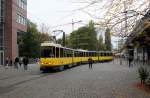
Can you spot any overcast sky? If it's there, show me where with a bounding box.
[27,0,94,34]
[27,0,124,48]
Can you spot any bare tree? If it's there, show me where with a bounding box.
[39,23,51,34]
[71,0,150,37]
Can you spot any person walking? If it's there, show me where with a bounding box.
[5,57,9,69]
[88,57,93,69]
[14,57,19,69]
[23,57,29,70]
[19,58,22,67]
[128,55,133,67]
[10,60,13,67]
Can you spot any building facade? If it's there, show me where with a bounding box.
[124,10,150,64]
[0,0,27,65]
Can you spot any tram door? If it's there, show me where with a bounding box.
[0,51,4,65]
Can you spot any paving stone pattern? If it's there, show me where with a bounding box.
[0,60,150,98]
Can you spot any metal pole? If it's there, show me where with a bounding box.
[62,31,65,47]
[72,19,74,31]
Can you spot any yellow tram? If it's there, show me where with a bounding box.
[40,42,113,71]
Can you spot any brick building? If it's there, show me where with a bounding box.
[0,0,27,65]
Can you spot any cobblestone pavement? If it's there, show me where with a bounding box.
[0,60,150,98]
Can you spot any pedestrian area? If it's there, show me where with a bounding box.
[0,60,150,98]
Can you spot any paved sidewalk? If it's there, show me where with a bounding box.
[0,60,150,98]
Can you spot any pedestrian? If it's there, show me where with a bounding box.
[23,57,29,70]
[5,57,9,69]
[14,57,19,69]
[10,59,13,67]
[128,55,133,67]
[88,57,93,69]
[19,58,22,67]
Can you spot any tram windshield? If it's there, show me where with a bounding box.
[41,46,55,57]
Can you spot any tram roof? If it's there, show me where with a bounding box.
[41,42,61,47]
[41,42,112,53]
[41,42,75,51]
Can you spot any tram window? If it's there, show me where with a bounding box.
[64,49,69,57]
[75,52,77,57]
[85,52,88,57]
[110,53,113,56]
[77,52,79,57]
[60,48,64,57]
[79,52,83,57]
[53,47,55,57]
[104,53,106,56]
[92,52,95,57]
[70,50,73,57]
[107,53,109,56]
[74,52,76,57]
[56,47,59,58]
[89,52,92,57]
[102,53,104,56]
[66,50,69,57]
[66,50,72,57]
[106,53,108,56]
[85,52,87,57]
[99,53,101,56]
[109,53,111,56]
[64,49,67,57]
[81,52,83,57]
[103,53,105,56]
[100,53,102,56]
[76,52,78,57]
[91,52,93,56]
[79,52,81,57]
[41,46,55,57]
[76,52,79,57]
[90,52,92,56]
[92,52,94,56]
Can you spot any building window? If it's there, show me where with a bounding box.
[17,0,27,10]
[0,0,4,51]
[16,13,27,25]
